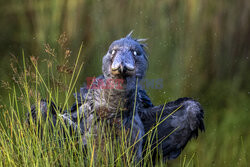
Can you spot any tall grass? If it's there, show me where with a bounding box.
[0,47,137,166]
[1,43,249,167]
[1,45,248,167]
[0,46,173,166]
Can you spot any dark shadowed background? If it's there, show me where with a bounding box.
[0,0,249,166]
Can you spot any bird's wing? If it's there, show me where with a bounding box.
[139,89,154,108]
[27,99,58,125]
[140,97,205,160]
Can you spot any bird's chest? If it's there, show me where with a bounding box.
[92,88,127,119]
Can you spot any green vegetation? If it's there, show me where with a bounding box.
[0,50,186,167]
[0,0,249,166]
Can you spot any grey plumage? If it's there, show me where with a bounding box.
[27,32,205,163]
[140,97,204,160]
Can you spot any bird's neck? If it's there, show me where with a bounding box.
[102,76,139,114]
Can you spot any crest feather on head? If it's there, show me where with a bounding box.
[125,30,148,49]
[126,30,134,38]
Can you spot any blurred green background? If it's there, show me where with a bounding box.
[0,0,249,166]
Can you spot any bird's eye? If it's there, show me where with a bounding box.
[133,51,137,56]
[111,50,116,55]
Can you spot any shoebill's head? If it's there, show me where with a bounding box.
[102,32,148,81]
